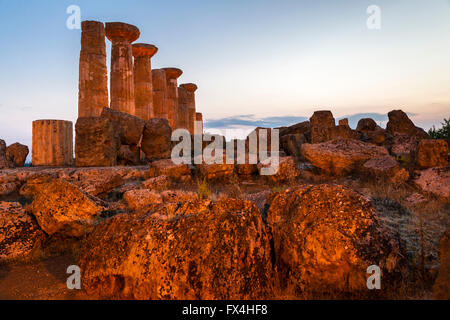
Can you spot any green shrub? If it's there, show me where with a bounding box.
[428,118,450,139]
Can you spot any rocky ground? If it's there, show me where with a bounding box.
[0,109,449,300]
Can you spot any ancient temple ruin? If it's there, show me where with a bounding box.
[32,20,204,167]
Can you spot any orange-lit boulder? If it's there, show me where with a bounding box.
[30,179,109,237]
[141,118,172,160]
[0,202,44,262]
[123,189,162,211]
[142,175,170,191]
[148,159,191,182]
[414,166,449,199]
[416,139,448,169]
[0,139,14,169]
[257,156,300,183]
[386,110,429,139]
[79,198,273,299]
[267,184,406,298]
[301,139,389,176]
[362,155,409,185]
[6,143,29,167]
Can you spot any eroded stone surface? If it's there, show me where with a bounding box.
[141,119,172,160]
[267,184,406,297]
[30,179,109,237]
[6,143,29,167]
[433,229,450,300]
[79,198,273,299]
[75,117,119,167]
[386,110,429,139]
[301,139,389,176]
[0,202,43,262]
[416,139,448,169]
[362,155,409,185]
[414,167,450,199]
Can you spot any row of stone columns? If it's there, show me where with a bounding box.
[32,20,204,166]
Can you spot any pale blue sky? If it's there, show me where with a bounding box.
[0,0,449,148]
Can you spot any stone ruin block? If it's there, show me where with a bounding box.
[75,117,119,167]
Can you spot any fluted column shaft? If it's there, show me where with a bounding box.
[78,21,108,117]
[106,22,140,115]
[152,69,168,120]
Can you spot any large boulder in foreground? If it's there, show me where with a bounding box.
[416,139,448,169]
[6,143,29,167]
[433,229,450,300]
[79,199,272,299]
[267,184,406,298]
[309,111,335,143]
[414,167,450,199]
[301,139,389,176]
[141,118,172,160]
[386,110,429,139]
[0,202,44,262]
[75,117,119,167]
[30,179,109,237]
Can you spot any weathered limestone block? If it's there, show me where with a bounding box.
[148,159,191,182]
[118,145,140,166]
[279,121,311,139]
[32,120,73,167]
[301,139,389,176]
[75,117,118,167]
[267,185,406,298]
[142,175,170,191]
[141,119,172,160]
[30,179,108,237]
[151,69,168,119]
[362,155,409,185]
[162,68,183,129]
[100,107,146,146]
[106,22,140,115]
[195,112,203,135]
[180,83,198,134]
[133,43,158,120]
[356,118,377,133]
[71,168,123,196]
[78,21,109,117]
[0,139,14,169]
[416,139,448,169]
[176,85,189,130]
[0,202,44,262]
[386,110,429,139]
[338,118,349,126]
[6,143,29,167]
[309,110,335,143]
[257,156,300,183]
[79,198,272,299]
[280,133,307,162]
[414,166,450,199]
[123,189,162,211]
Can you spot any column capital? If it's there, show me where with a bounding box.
[105,22,140,42]
[180,83,198,93]
[132,43,158,58]
[162,67,183,79]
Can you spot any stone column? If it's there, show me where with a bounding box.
[180,83,198,134]
[32,120,73,166]
[78,21,109,117]
[177,86,188,130]
[162,68,183,130]
[195,112,203,135]
[105,22,140,115]
[132,43,158,120]
[152,69,168,120]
